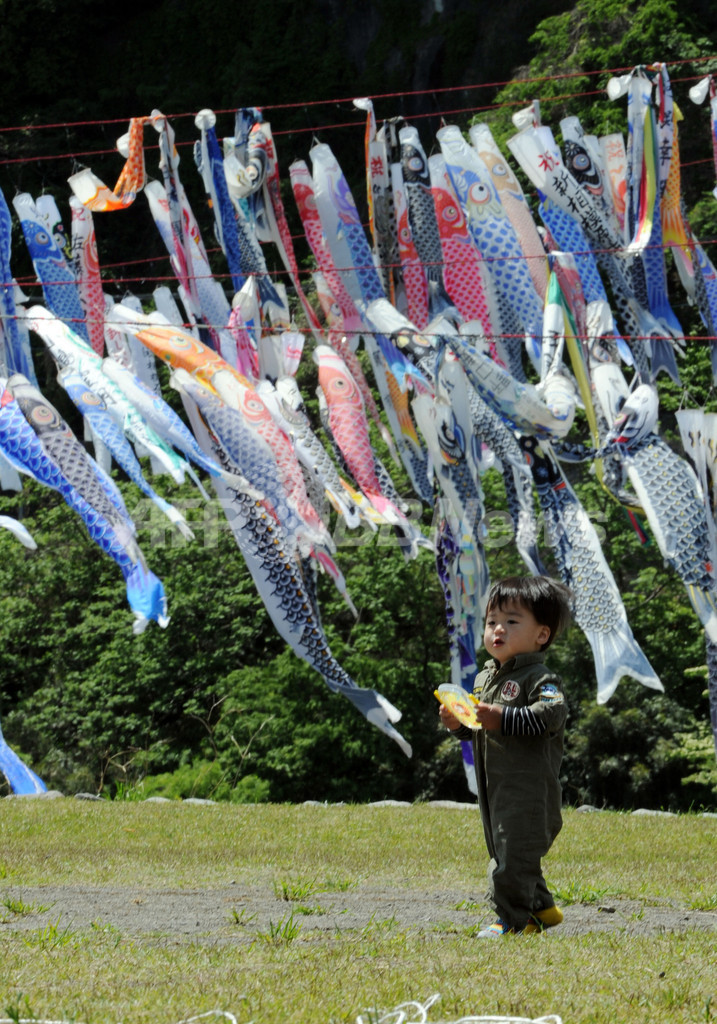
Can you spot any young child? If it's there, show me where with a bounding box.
[440,575,572,937]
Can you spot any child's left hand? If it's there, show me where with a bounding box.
[474,702,503,731]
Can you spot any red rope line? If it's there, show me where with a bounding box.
[2,52,717,136]
[0,83,711,169]
[8,306,717,347]
[8,229,717,293]
[1,64,715,346]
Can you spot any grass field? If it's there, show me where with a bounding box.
[0,800,716,1023]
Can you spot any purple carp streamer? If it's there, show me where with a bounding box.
[5,59,717,791]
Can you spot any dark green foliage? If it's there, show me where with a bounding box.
[486,0,717,127]
[561,692,715,810]
[477,0,717,216]
[0,474,275,792]
[135,759,271,803]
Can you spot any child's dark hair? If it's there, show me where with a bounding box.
[486,576,573,650]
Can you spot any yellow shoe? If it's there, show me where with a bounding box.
[524,906,563,933]
[537,906,564,927]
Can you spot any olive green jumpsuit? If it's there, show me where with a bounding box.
[455,651,566,931]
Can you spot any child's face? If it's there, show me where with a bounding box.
[483,601,551,665]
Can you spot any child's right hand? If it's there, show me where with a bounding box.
[439,703,462,731]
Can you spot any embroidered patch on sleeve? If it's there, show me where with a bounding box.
[539,683,563,704]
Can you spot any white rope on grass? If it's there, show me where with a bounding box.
[355,995,562,1024]
[0,998,562,1024]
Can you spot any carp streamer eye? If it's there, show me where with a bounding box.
[329,376,350,394]
[30,404,58,427]
[569,151,591,173]
[469,182,491,205]
[245,396,267,416]
[168,333,192,349]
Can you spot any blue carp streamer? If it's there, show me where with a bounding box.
[4,61,717,789]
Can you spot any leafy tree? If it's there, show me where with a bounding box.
[485,0,717,140]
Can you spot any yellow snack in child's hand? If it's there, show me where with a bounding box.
[434,684,482,729]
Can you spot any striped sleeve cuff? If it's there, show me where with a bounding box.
[501,706,547,736]
[447,724,474,742]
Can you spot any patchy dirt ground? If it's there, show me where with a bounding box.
[3,883,716,944]
[3,798,716,944]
